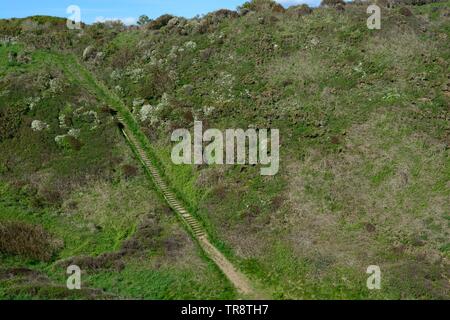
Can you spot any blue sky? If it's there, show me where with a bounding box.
[0,0,320,25]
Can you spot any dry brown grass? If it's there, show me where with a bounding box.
[0,221,63,261]
[283,107,449,296]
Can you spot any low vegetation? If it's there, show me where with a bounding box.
[0,0,449,299]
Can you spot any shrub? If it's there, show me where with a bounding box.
[320,0,346,6]
[110,46,135,69]
[0,221,62,261]
[211,9,239,20]
[138,66,172,100]
[0,106,23,142]
[122,164,138,179]
[200,48,215,61]
[66,135,83,151]
[399,6,414,16]
[146,14,174,30]
[239,0,286,13]
[287,4,313,17]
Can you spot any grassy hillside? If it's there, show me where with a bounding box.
[0,46,234,299]
[0,0,449,299]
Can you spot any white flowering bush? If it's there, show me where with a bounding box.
[168,70,178,82]
[47,78,62,95]
[31,120,49,132]
[211,72,235,105]
[114,85,124,95]
[167,17,180,28]
[139,104,154,122]
[110,70,122,81]
[126,67,144,83]
[184,41,197,50]
[142,50,153,62]
[133,98,145,107]
[83,110,100,130]
[54,135,68,147]
[68,128,80,138]
[82,45,96,61]
[158,93,170,109]
[58,114,67,129]
[139,93,171,124]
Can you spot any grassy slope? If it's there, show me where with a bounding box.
[81,2,449,299]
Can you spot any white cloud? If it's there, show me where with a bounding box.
[95,16,137,26]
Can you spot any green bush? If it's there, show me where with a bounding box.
[146,14,174,30]
[239,0,286,13]
[320,0,346,6]
[0,106,23,142]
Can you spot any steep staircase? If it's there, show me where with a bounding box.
[116,114,255,297]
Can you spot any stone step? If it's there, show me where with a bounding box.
[189,223,202,229]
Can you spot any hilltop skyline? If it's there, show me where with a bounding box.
[0,0,320,25]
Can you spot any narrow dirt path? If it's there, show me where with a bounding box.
[54,53,259,297]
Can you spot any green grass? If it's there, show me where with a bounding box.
[1,1,449,299]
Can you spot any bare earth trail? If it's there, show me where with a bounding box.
[52,52,260,298]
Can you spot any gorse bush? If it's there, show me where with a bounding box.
[0,221,62,261]
[210,9,239,20]
[0,107,23,142]
[201,9,240,29]
[239,0,286,13]
[146,14,174,30]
